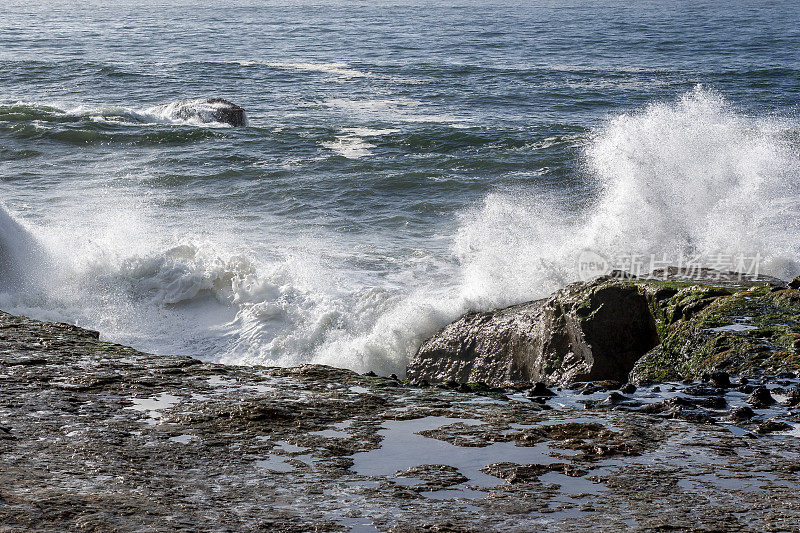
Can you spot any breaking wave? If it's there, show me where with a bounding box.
[1,88,798,375]
[456,86,800,309]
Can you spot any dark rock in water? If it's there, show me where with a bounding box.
[696,396,727,410]
[739,384,755,394]
[709,371,731,388]
[785,387,800,407]
[602,391,628,405]
[407,277,659,387]
[528,396,550,405]
[667,396,699,408]
[528,382,556,397]
[747,386,776,408]
[669,408,715,424]
[395,464,468,490]
[756,419,792,434]
[620,383,637,394]
[652,386,661,393]
[684,385,721,397]
[648,395,722,415]
[790,276,800,290]
[728,406,756,421]
[166,98,247,126]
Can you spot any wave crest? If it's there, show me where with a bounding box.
[455,86,800,311]
[1,88,798,375]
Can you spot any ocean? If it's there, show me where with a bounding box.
[1,0,798,375]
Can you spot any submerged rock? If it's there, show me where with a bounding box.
[528,382,556,397]
[786,387,800,407]
[158,97,247,126]
[747,386,777,408]
[728,406,756,421]
[756,419,792,434]
[602,391,630,405]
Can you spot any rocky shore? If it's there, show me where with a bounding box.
[2,268,800,531]
[409,268,800,387]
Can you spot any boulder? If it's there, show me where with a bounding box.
[407,277,659,387]
[747,386,776,408]
[407,268,800,388]
[790,277,800,290]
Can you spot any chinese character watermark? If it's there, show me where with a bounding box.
[576,250,762,282]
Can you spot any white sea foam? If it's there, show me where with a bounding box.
[325,98,469,125]
[6,100,240,127]
[321,135,375,159]
[320,127,397,158]
[1,88,798,375]
[245,61,374,79]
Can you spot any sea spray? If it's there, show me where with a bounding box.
[1,88,798,375]
[455,87,800,310]
[0,204,51,294]
[583,86,800,278]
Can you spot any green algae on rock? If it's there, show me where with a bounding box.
[631,282,800,382]
[408,268,800,386]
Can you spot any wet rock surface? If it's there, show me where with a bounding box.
[3,310,800,531]
[408,274,660,387]
[164,97,247,126]
[409,268,800,387]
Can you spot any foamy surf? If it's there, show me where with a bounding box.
[1,88,798,376]
[0,100,243,128]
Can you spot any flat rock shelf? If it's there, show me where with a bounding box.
[2,309,800,532]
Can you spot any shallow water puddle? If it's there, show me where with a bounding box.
[256,440,313,472]
[255,455,297,472]
[125,392,181,425]
[709,323,758,333]
[170,434,199,444]
[351,416,565,490]
[336,517,381,533]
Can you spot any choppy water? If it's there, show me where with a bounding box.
[1,0,799,374]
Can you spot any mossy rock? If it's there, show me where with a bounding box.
[631,283,800,382]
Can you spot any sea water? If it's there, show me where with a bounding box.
[1,0,798,375]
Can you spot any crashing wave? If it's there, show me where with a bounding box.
[1,87,798,376]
